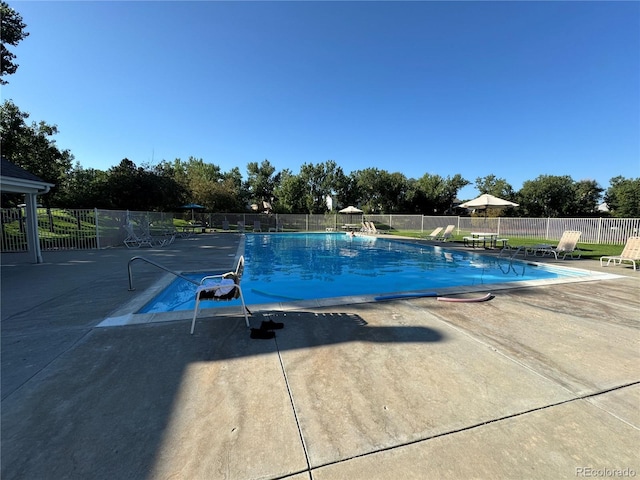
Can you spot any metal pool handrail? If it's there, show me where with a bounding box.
[127,256,200,291]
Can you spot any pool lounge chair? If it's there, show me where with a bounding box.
[424,227,443,240]
[600,236,640,271]
[190,256,250,334]
[435,224,455,242]
[528,230,582,260]
[366,221,378,234]
[123,223,167,248]
[253,221,262,232]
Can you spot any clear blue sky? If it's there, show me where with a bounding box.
[4,1,639,201]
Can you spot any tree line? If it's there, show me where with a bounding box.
[2,99,639,218]
[1,2,638,218]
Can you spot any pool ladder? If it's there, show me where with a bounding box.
[497,245,529,275]
[128,256,200,291]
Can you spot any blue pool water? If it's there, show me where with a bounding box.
[140,233,585,313]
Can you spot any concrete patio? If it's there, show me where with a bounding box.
[1,233,638,479]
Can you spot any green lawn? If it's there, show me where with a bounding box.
[389,230,623,259]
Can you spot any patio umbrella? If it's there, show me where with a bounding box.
[180,203,204,221]
[339,205,363,214]
[458,194,519,210]
[458,194,518,225]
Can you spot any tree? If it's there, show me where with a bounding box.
[0,100,74,206]
[605,176,640,217]
[246,159,277,210]
[471,174,517,217]
[0,1,29,84]
[373,171,409,214]
[298,161,342,214]
[474,175,516,199]
[333,171,359,210]
[518,175,578,217]
[57,162,109,208]
[353,168,386,213]
[573,179,604,216]
[442,174,470,214]
[411,173,469,215]
[273,169,307,213]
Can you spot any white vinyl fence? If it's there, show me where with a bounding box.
[1,208,639,253]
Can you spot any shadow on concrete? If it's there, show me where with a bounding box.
[0,306,445,479]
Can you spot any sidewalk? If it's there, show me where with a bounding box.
[2,233,639,479]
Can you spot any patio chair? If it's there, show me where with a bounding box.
[190,256,251,334]
[366,221,378,234]
[123,222,167,248]
[528,230,582,260]
[435,224,455,242]
[600,236,640,271]
[424,227,443,240]
[237,220,245,232]
[253,220,262,232]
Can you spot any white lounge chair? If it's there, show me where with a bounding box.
[600,236,640,271]
[424,227,443,240]
[436,224,455,242]
[123,223,166,248]
[528,230,582,260]
[253,221,262,232]
[366,221,378,234]
[190,256,250,334]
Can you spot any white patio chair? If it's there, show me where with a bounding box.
[190,256,251,334]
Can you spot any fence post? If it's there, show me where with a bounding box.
[95,208,100,249]
[546,217,550,240]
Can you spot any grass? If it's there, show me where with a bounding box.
[388,230,623,259]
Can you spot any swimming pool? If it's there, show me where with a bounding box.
[139,233,589,313]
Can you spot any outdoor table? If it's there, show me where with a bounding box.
[470,232,499,248]
[341,224,360,232]
[181,224,204,237]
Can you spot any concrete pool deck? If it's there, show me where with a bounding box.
[1,233,639,479]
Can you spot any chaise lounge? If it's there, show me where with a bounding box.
[527,230,582,260]
[600,236,640,271]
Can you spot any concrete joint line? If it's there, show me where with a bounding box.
[423,305,578,397]
[273,335,313,473]
[580,381,640,431]
[2,328,94,402]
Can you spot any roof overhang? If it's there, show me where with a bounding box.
[0,175,54,194]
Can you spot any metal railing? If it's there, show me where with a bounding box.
[2,207,639,253]
[127,256,200,291]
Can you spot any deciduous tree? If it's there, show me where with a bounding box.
[605,176,640,217]
[0,1,29,84]
[0,100,74,206]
